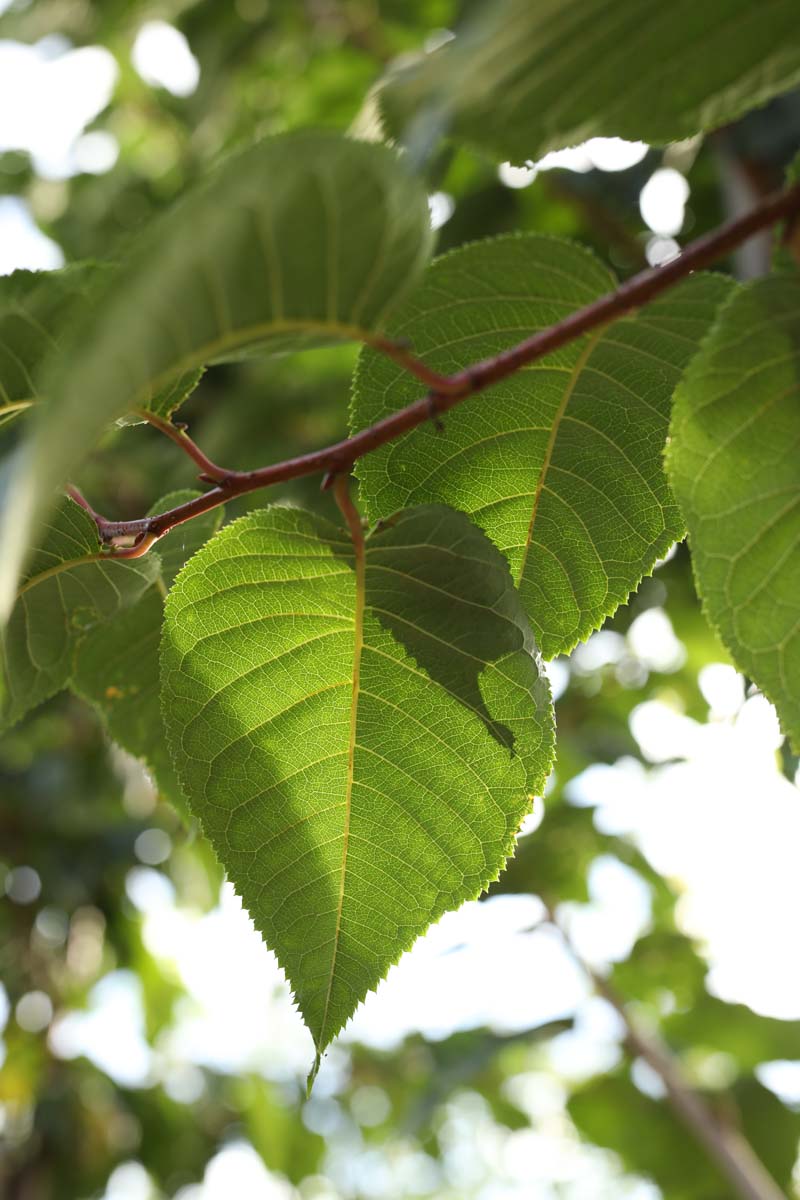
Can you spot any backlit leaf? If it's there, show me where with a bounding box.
[667,276,800,749]
[353,236,732,657]
[161,503,554,1076]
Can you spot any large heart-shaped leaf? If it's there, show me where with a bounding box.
[161,503,554,1076]
[0,497,158,729]
[0,131,434,616]
[352,236,732,657]
[667,276,800,750]
[380,0,800,164]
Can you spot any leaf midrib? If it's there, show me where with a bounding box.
[316,526,364,1058]
[515,327,605,589]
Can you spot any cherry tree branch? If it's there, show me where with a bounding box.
[66,485,109,525]
[83,180,800,556]
[135,409,231,483]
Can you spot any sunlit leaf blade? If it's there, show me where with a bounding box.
[0,498,158,730]
[667,276,800,750]
[72,491,224,801]
[352,236,733,657]
[161,503,554,1073]
[380,0,800,164]
[0,131,434,616]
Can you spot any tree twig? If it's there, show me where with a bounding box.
[66,485,106,524]
[76,180,800,554]
[547,911,786,1200]
[135,409,232,484]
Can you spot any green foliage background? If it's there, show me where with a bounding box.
[1,2,800,1198]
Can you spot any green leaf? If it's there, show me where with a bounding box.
[487,802,610,905]
[0,131,434,616]
[667,276,800,749]
[0,259,204,659]
[569,1073,714,1197]
[611,931,707,1011]
[142,368,206,421]
[0,266,95,430]
[75,587,183,798]
[0,265,204,433]
[161,503,554,1075]
[732,1077,800,1191]
[380,0,800,164]
[117,367,206,426]
[233,1076,325,1184]
[0,497,158,730]
[487,802,681,923]
[353,236,733,657]
[664,995,800,1073]
[72,491,224,802]
[569,1072,800,1198]
[146,489,225,591]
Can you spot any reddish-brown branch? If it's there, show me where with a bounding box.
[369,335,457,393]
[66,485,106,524]
[83,180,800,554]
[66,487,124,544]
[135,409,232,483]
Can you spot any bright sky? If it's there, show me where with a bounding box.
[1,22,799,1200]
